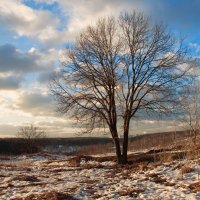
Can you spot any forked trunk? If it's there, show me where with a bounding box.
[111,123,129,164]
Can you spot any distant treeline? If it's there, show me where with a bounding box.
[0,137,113,155]
[0,130,190,155]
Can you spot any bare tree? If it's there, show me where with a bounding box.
[180,82,200,145]
[17,124,46,153]
[51,11,193,164]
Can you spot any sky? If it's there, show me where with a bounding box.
[0,0,200,138]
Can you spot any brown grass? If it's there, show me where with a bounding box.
[128,131,200,161]
[138,161,149,171]
[156,152,174,163]
[79,179,96,184]
[0,155,11,160]
[75,143,113,156]
[0,160,32,168]
[67,157,81,167]
[13,191,78,200]
[13,175,40,182]
[81,162,104,169]
[145,172,175,186]
[178,164,194,180]
[180,165,194,174]
[118,188,145,197]
[189,182,200,192]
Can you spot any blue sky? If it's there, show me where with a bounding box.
[0,0,200,137]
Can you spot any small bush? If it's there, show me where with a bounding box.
[68,157,81,167]
[189,182,200,192]
[14,191,78,200]
[178,164,194,180]
[180,164,194,174]
[14,175,40,182]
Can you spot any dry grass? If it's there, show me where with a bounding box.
[128,131,200,158]
[189,182,200,192]
[67,157,81,167]
[81,162,104,169]
[0,160,32,168]
[118,188,145,197]
[177,163,194,180]
[75,143,113,156]
[180,164,194,174]
[79,179,97,184]
[13,175,40,182]
[0,155,11,160]
[0,160,32,173]
[112,132,200,166]
[145,172,175,186]
[156,152,174,163]
[179,164,194,179]
[13,191,78,200]
[138,161,149,171]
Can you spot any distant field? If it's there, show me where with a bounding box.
[1,130,200,199]
[0,130,192,155]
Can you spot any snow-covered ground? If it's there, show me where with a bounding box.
[1,154,200,199]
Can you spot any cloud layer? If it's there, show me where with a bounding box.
[0,44,40,74]
[0,0,62,45]
[0,0,199,137]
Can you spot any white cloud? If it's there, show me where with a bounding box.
[0,89,76,137]
[0,88,79,137]
[0,0,146,46]
[0,44,62,91]
[0,43,61,76]
[15,91,56,116]
[50,0,138,41]
[2,0,200,47]
[0,44,42,74]
[0,0,62,45]
[0,75,22,90]
[1,0,199,137]
[189,43,200,53]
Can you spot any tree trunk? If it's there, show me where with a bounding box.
[122,129,129,164]
[122,117,130,164]
[193,130,197,146]
[110,123,123,164]
[113,137,122,164]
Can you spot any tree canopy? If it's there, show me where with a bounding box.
[52,11,194,164]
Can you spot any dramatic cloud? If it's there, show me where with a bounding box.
[0,75,22,90]
[36,119,76,137]
[0,124,18,138]
[34,0,200,42]
[0,0,144,45]
[2,0,200,46]
[0,0,199,137]
[37,71,53,84]
[0,120,76,138]
[15,91,56,116]
[0,44,44,74]
[34,0,142,42]
[0,0,63,45]
[0,44,61,91]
